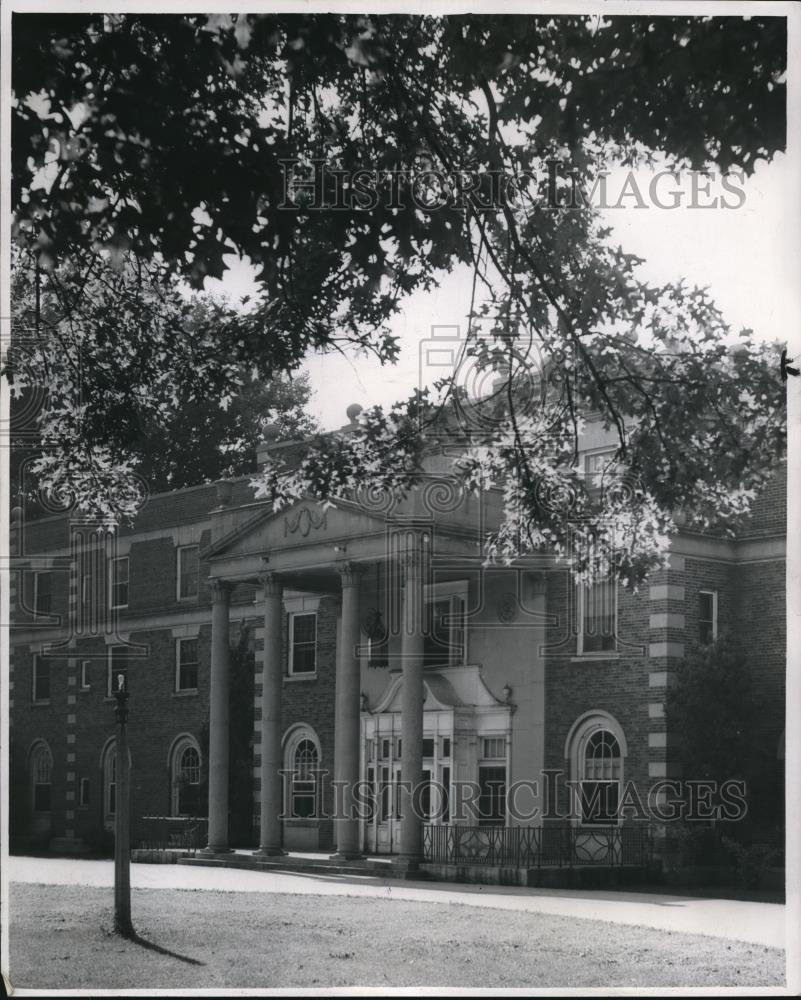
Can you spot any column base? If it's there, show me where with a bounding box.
[329,851,365,862]
[253,847,288,858]
[202,845,234,855]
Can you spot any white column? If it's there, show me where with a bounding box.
[332,562,364,858]
[205,578,232,853]
[255,572,286,856]
[399,538,426,866]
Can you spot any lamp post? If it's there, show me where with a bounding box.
[113,672,134,937]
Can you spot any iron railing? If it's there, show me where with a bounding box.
[422,823,652,868]
[134,815,208,855]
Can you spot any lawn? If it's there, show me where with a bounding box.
[8,883,784,990]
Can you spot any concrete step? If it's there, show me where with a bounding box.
[178,852,426,880]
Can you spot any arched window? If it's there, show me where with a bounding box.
[283,726,321,819]
[31,742,53,813]
[565,712,626,826]
[170,736,202,816]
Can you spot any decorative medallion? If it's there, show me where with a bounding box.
[283,506,327,538]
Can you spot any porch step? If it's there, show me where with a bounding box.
[178,851,429,881]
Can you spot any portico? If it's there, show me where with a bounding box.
[201,490,483,867]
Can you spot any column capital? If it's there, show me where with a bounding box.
[258,572,283,598]
[209,578,232,603]
[339,561,365,588]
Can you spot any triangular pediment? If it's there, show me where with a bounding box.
[205,496,390,560]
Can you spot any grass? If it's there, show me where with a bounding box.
[8,883,784,990]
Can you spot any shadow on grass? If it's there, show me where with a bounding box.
[113,929,205,966]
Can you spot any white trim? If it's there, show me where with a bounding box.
[176,544,200,601]
[175,636,199,692]
[698,589,718,643]
[564,711,627,827]
[169,733,202,816]
[576,578,618,656]
[288,610,317,677]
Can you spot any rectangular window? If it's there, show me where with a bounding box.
[33,571,52,617]
[422,738,435,758]
[699,590,718,645]
[442,737,451,759]
[177,545,200,600]
[482,737,505,760]
[478,765,506,827]
[33,655,50,703]
[107,645,129,697]
[441,765,450,823]
[176,637,199,691]
[423,583,468,667]
[578,578,617,654]
[110,556,129,609]
[289,612,316,675]
[81,660,91,689]
[79,778,90,809]
[381,738,390,760]
[584,448,618,492]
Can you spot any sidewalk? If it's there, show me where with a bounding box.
[8,854,786,950]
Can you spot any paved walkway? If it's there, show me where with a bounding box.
[8,855,786,950]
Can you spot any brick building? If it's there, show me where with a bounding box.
[8,411,786,867]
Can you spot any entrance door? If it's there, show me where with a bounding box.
[375,764,402,853]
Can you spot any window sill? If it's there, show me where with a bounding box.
[173,689,199,698]
[79,686,91,693]
[32,699,51,707]
[284,673,318,683]
[570,653,620,662]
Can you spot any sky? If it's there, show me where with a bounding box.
[205,152,797,431]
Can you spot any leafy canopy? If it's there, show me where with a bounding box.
[9,13,787,583]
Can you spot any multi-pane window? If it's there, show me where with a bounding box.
[175,744,201,816]
[584,449,618,493]
[31,743,53,812]
[423,584,467,667]
[176,638,199,691]
[699,590,718,645]
[33,571,52,616]
[580,729,621,825]
[482,737,505,760]
[289,612,317,675]
[107,645,129,697]
[291,739,319,818]
[33,655,51,703]
[110,556,129,609]
[578,578,617,654]
[177,545,200,600]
